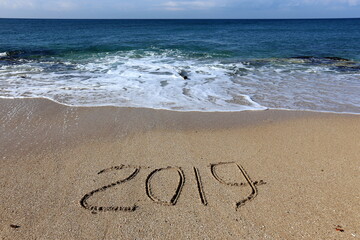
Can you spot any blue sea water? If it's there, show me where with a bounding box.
[0,19,359,113]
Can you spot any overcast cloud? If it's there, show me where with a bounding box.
[0,0,359,18]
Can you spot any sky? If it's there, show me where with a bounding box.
[0,0,360,19]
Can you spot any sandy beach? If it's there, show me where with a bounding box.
[0,98,359,239]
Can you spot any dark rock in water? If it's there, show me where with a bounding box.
[179,70,189,80]
[334,65,360,72]
[289,56,320,64]
[290,56,351,62]
[324,57,350,62]
[1,50,55,61]
[5,50,24,58]
[0,51,24,61]
[291,56,315,59]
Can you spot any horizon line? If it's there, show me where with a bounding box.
[1,17,360,20]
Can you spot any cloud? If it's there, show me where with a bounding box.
[43,1,78,11]
[55,1,78,10]
[0,0,359,18]
[284,0,360,7]
[0,0,78,11]
[1,0,359,12]
[158,0,224,11]
[309,0,359,5]
[0,0,35,9]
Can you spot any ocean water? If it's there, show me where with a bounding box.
[0,19,359,113]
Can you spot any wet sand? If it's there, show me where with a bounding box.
[0,98,359,239]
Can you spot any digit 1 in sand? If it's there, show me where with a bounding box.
[194,167,208,206]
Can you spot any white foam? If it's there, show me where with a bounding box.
[0,52,7,57]
[0,51,359,113]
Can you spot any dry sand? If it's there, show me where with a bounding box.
[0,98,359,239]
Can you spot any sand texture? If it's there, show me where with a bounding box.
[0,98,359,239]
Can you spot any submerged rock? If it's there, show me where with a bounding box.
[291,56,315,60]
[179,70,189,80]
[324,56,350,62]
[290,56,351,62]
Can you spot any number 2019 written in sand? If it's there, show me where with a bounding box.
[80,162,266,214]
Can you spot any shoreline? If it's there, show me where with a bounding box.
[1,97,359,239]
[1,96,359,116]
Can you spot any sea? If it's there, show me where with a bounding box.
[0,19,359,113]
